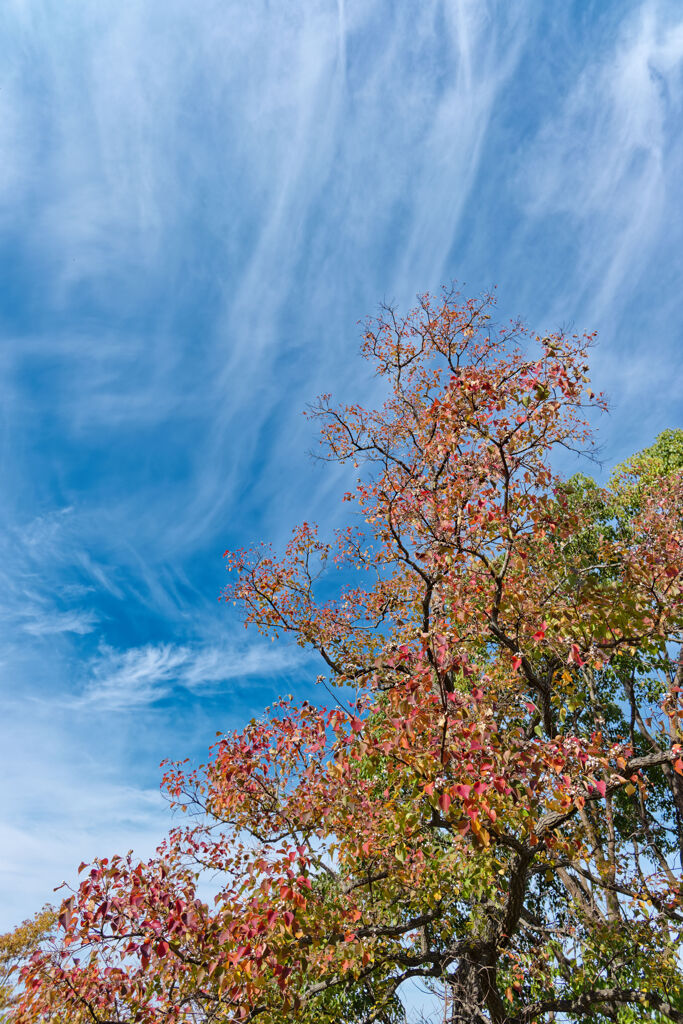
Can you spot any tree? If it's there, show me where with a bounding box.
[11,289,683,1024]
[0,908,55,1022]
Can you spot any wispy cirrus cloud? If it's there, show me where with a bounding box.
[511,0,683,458]
[21,608,98,637]
[520,2,683,322]
[0,0,533,558]
[74,641,306,712]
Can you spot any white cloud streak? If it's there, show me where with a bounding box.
[75,641,306,712]
[512,0,683,459]
[21,608,98,637]
[521,2,683,321]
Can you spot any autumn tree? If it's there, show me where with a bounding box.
[0,909,55,1022]
[11,290,683,1024]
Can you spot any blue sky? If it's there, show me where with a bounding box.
[1,0,682,930]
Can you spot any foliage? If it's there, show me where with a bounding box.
[10,290,683,1024]
[0,909,55,1022]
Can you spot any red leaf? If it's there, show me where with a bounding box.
[568,644,585,667]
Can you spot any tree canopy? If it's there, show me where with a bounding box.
[1,909,55,1023]
[10,290,683,1024]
